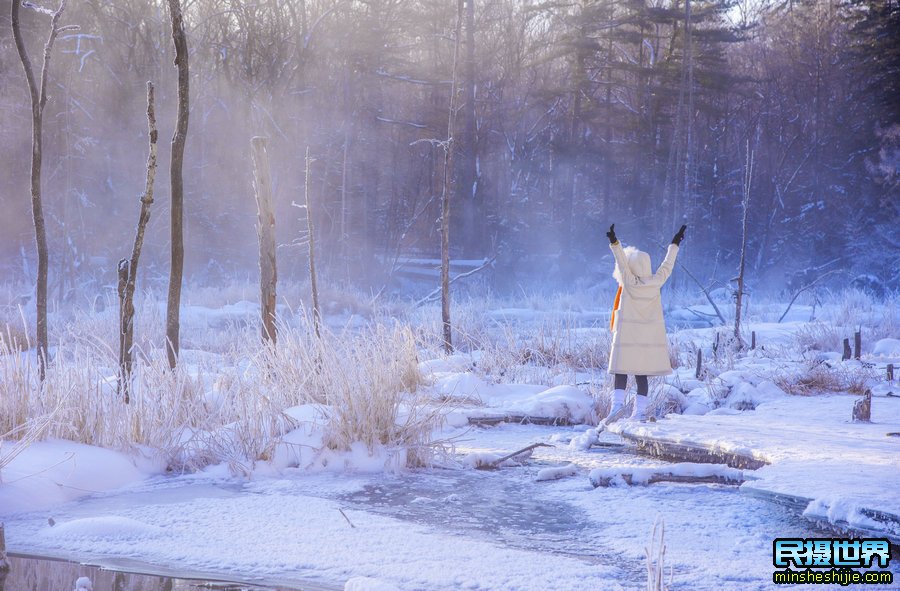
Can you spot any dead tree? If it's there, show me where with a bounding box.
[118,82,158,403]
[166,0,190,369]
[777,269,840,323]
[304,147,321,339]
[251,137,277,345]
[457,0,478,254]
[734,143,753,348]
[11,0,75,380]
[440,0,464,354]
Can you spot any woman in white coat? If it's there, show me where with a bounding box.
[604,223,686,422]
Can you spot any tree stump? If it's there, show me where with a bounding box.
[842,338,851,361]
[854,330,861,360]
[695,349,702,379]
[852,390,872,423]
[0,522,9,573]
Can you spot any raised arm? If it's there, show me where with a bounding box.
[652,244,679,285]
[652,224,687,285]
[610,240,635,284]
[608,224,638,293]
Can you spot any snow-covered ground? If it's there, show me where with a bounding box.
[2,290,899,590]
[610,393,900,541]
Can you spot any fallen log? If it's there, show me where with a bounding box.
[589,463,744,488]
[466,414,577,427]
[475,442,553,470]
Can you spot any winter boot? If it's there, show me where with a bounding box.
[604,389,628,425]
[629,394,649,422]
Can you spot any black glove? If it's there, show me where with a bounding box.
[672,224,687,246]
[606,224,618,244]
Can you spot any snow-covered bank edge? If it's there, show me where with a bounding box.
[610,394,900,543]
[5,551,342,591]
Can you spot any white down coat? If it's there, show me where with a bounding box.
[607,241,679,376]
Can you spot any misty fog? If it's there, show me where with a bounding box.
[0,0,897,301]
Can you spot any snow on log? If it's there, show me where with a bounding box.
[536,463,578,482]
[466,443,553,470]
[589,463,744,488]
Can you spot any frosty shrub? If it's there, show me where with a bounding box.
[0,338,32,438]
[667,336,681,370]
[317,325,434,459]
[0,284,32,353]
[794,322,844,353]
[472,319,611,387]
[645,517,671,591]
[254,312,438,466]
[773,361,877,396]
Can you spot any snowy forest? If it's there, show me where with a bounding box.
[0,0,897,295]
[1,1,899,591]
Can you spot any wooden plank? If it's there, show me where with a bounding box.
[614,431,768,470]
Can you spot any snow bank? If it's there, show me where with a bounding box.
[345,577,401,591]
[723,380,786,410]
[613,394,900,539]
[872,338,900,358]
[508,385,595,424]
[0,440,158,516]
[43,516,164,540]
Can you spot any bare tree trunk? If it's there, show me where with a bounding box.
[251,137,277,345]
[118,82,158,403]
[734,143,753,347]
[304,147,321,339]
[339,75,352,281]
[441,0,464,353]
[457,0,478,255]
[11,0,72,381]
[166,0,190,369]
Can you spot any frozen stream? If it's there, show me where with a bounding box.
[3,424,876,591]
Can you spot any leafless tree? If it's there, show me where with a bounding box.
[118,82,158,403]
[441,0,464,353]
[11,0,76,380]
[165,0,190,369]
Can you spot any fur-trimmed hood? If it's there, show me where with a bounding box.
[612,246,653,283]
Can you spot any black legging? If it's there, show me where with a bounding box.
[614,373,648,396]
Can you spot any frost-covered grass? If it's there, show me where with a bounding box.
[2,282,897,476]
[0,294,439,473]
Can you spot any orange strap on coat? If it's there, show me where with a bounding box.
[610,285,622,331]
